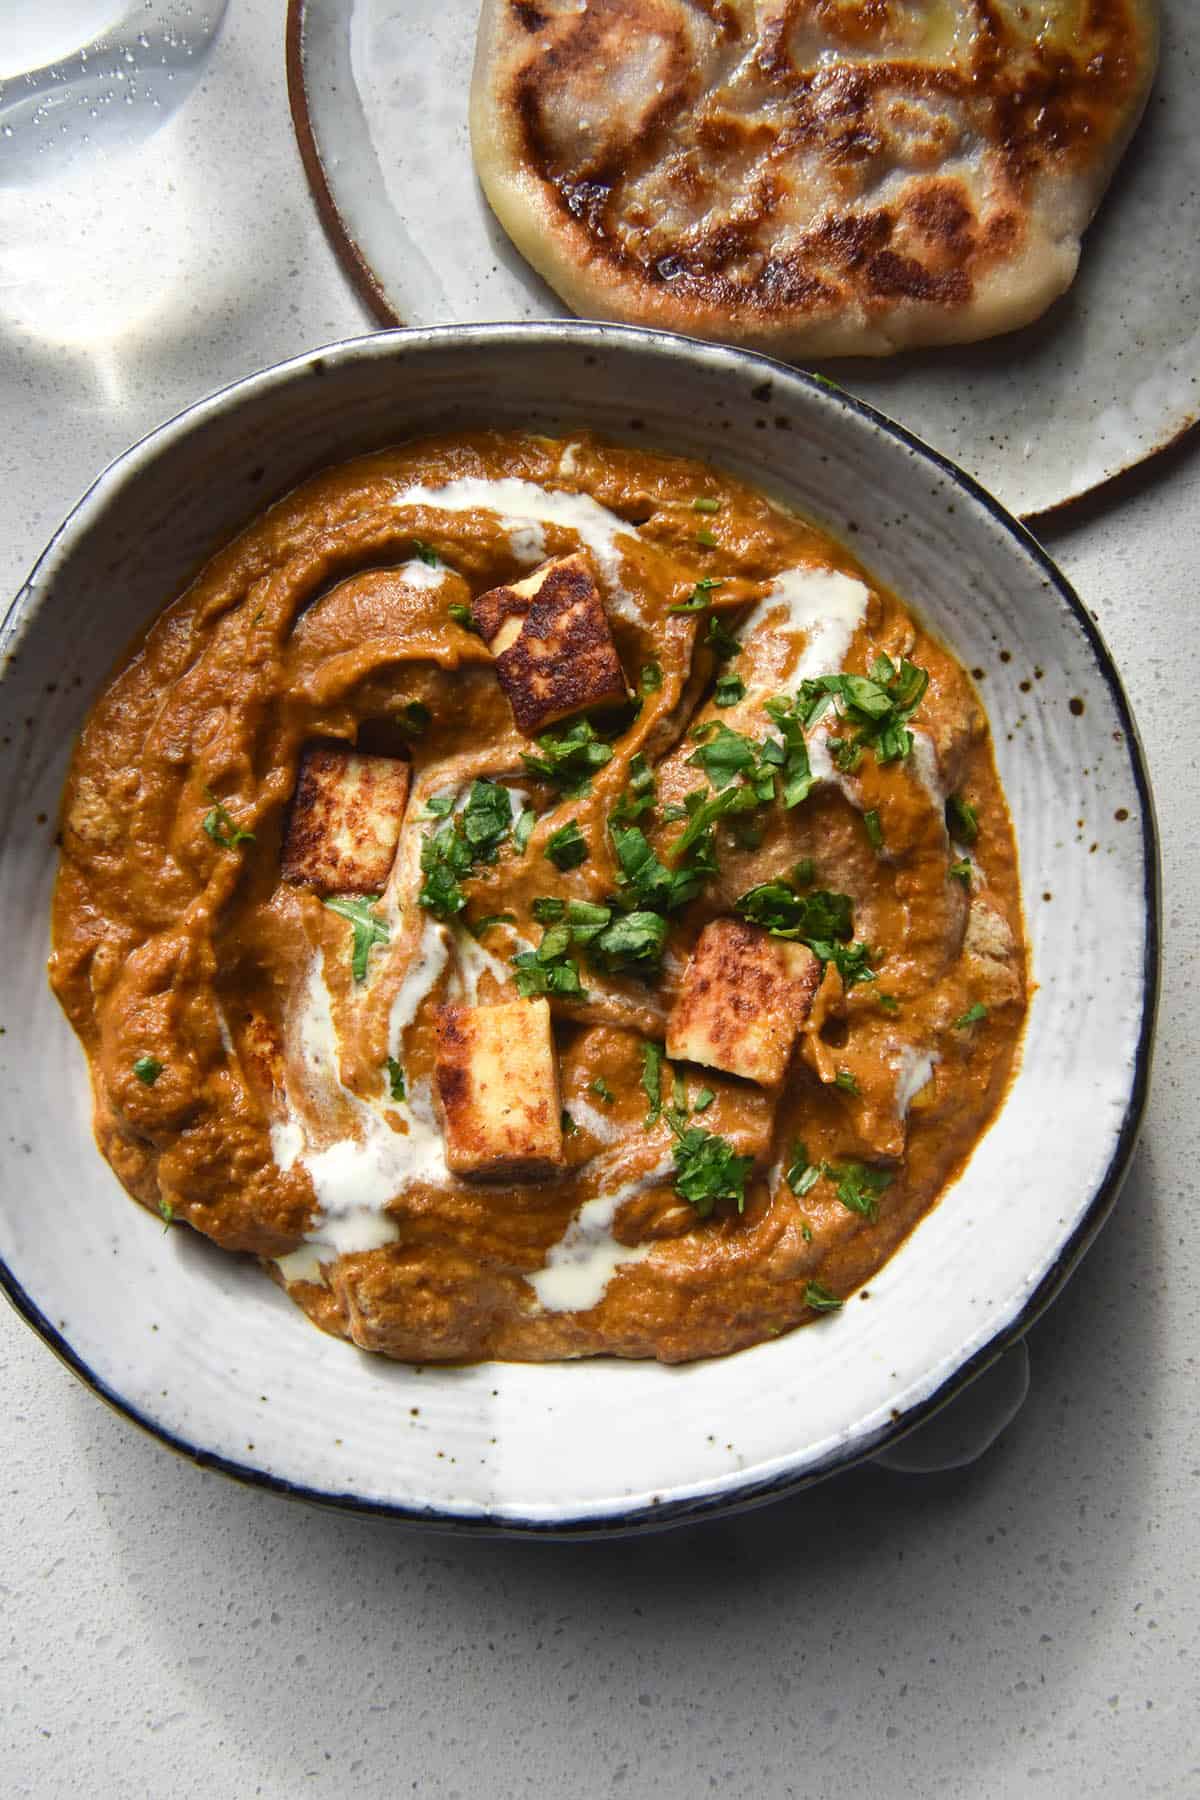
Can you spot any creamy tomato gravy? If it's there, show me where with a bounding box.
[49,432,1027,1363]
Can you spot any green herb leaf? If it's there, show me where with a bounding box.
[669,576,724,614]
[158,1197,175,1228]
[953,1002,989,1029]
[714,672,747,708]
[785,1141,819,1196]
[324,894,390,981]
[877,993,900,1014]
[546,820,589,871]
[521,719,614,796]
[686,722,759,790]
[385,1056,406,1102]
[947,793,979,845]
[561,1109,578,1136]
[696,526,718,549]
[612,824,699,913]
[448,601,477,632]
[412,539,441,567]
[670,1122,755,1218]
[512,926,587,1000]
[461,779,514,858]
[823,1160,892,1221]
[419,781,514,920]
[641,1040,665,1127]
[639,660,663,696]
[591,909,668,975]
[804,1281,843,1313]
[470,912,516,939]
[705,613,742,663]
[133,1055,162,1086]
[425,792,456,817]
[792,857,815,886]
[735,882,876,987]
[610,752,656,827]
[762,696,816,809]
[693,1087,715,1113]
[513,807,536,852]
[202,788,255,851]
[692,497,721,514]
[531,896,566,924]
[863,808,884,853]
[396,701,431,735]
[949,858,972,885]
[590,1077,616,1104]
[794,659,929,769]
[834,1068,860,1095]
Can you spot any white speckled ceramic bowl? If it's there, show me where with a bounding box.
[0,326,1158,1534]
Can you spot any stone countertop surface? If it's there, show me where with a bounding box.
[1,6,1196,1796]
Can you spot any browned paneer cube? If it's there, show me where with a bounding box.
[471,553,629,734]
[434,999,564,1179]
[666,919,821,1087]
[281,742,410,895]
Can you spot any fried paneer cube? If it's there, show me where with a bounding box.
[281,742,410,895]
[434,999,564,1179]
[471,553,628,734]
[666,919,821,1087]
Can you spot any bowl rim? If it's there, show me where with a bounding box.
[0,321,1161,1537]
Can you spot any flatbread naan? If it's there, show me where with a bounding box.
[470,0,1159,357]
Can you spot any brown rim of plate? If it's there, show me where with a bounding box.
[282,0,1199,522]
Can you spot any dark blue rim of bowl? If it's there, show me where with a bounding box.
[0,322,1162,1538]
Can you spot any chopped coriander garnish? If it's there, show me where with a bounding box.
[639,660,663,696]
[590,1077,616,1104]
[762,695,816,809]
[794,656,929,768]
[800,1221,813,1243]
[545,820,589,871]
[704,613,741,662]
[692,497,721,514]
[641,1040,665,1127]
[953,1002,989,1029]
[693,1087,715,1113]
[469,912,516,938]
[834,1069,860,1095]
[804,1281,843,1313]
[687,722,758,790]
[714,672,746,708]
[561,1109,578,1136]
[612,823,699,913]
[877,993,901,1014]
[133,1055,162,1086]
[947,793,979,844]
[824,1160,892,1221]
[669,1120,754,1218]
[696,526,718,549]
[513,806,536,853]
[531,896,566,923]
[591,909,668,975]
[672,1069,688,1114]
[419,780,514,920]
[385,1056,406,1102]
[949,858,972,885]
[521,719,613,796]
[512,925,587,1000]
[863,808,884,853]
[735,882,876,988]
[425,792,455,817]
[792,857,816,886]
[396,701,431,735]
[158,1197,175,1228]
[610,753,656,827]
[323,894,390,981]
[785,1141,820,1197]
[412,539,441,567]
[669,576,724,614]
[447,601,476,631]
[202,787,254,851]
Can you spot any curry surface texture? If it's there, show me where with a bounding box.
[50,432,1027,1363]
[470,0,1158,357]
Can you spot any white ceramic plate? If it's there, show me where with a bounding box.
[0,325,1158,1534]
[286,0,1200,522]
